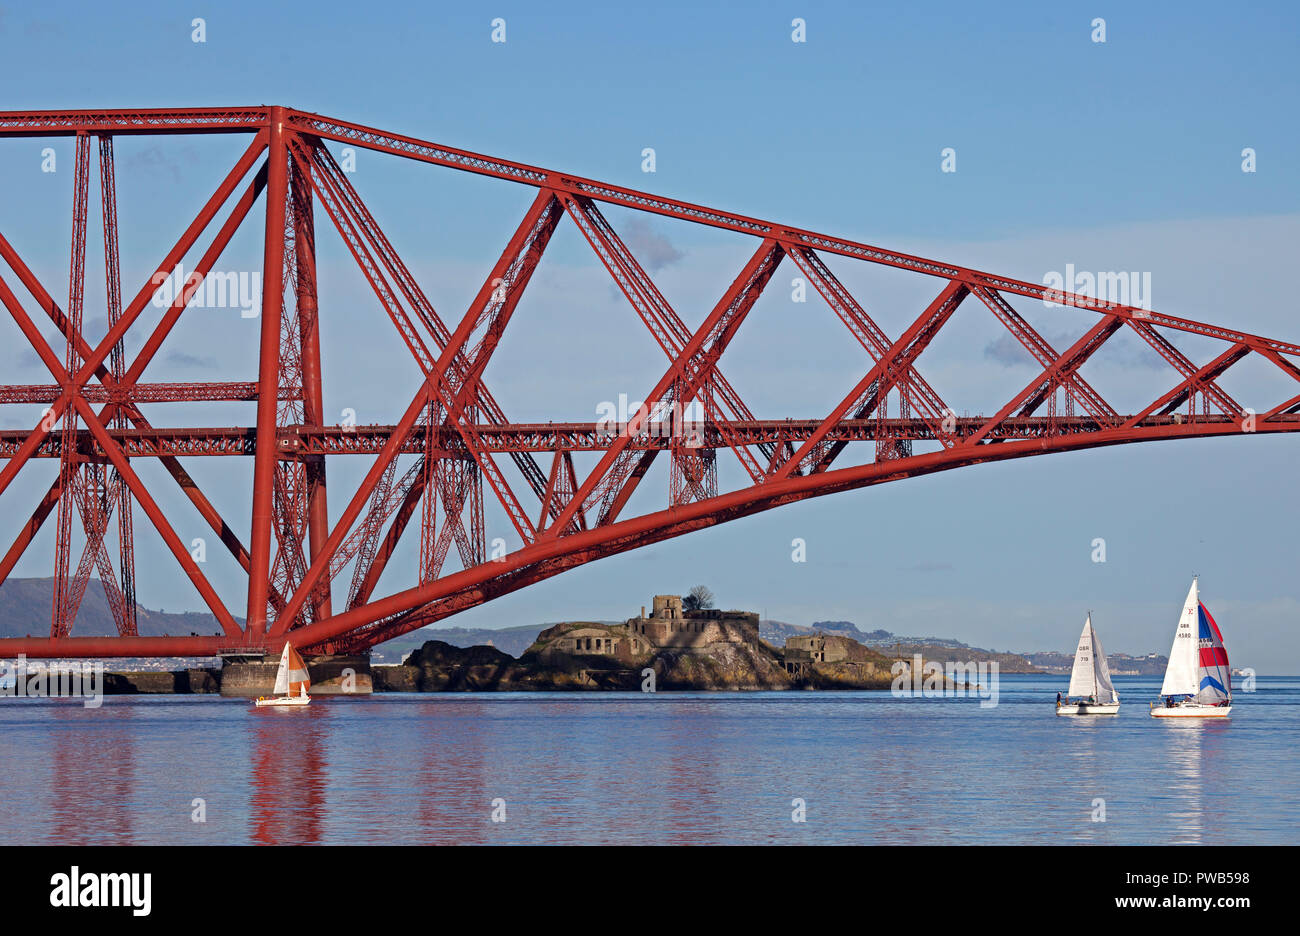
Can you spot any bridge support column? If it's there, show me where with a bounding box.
[246,106,289,638]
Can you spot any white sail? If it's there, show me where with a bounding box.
[1091,624,1117,704]
[1159,579,1201,697]
[272,643,291,695]
[1067,616,1097,699]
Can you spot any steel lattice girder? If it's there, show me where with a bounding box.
[1,106,1298,659]
[5,414,1293,460]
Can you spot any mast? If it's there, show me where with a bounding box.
[1088,615,1097,687]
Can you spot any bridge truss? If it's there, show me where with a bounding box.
[1,106,1297,658]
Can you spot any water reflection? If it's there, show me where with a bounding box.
[49,702,137,845]
[248,705,329,845]
[1,678,1295,845]
[651,700,726,845]
[1159,719,1234,845]
[415,700,490,845]
[1055,713,1108,844]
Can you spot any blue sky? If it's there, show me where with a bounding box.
[1,1,1298,668]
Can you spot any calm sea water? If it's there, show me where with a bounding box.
[2,674,1296,845]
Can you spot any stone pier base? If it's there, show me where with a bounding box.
[219,653,372,697]
[307,654,373,695]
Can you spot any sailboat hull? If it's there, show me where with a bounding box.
[1150,703,1230,718]
[1056,702,1120,716]
[254,695,311,707]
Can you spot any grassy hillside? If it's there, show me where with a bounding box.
[0,577,233,639]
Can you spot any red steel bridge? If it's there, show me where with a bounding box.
[1,106,1297,660]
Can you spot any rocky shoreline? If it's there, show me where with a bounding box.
[371,638,898,692]
[98,668,222,694]
[87,631,913,695]
[83,646,934,695]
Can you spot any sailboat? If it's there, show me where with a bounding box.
[1056,614,1120,715]
[1151,577,1231,718]
[254,643,312,707]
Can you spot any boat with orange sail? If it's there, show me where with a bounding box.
[254,643,311,707]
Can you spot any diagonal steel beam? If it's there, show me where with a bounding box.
[1260,347,1300,388]
[560,193,768,482]
[548,239,784,537]
[772,279,969,481]
[1125,318,1242,416]
[1017,315,1124,417]
[268,197,568,636]
[294,140,545,543]
[967,314,1130,446]
[0,132,269,500]
[303,141,562,526]
[1119,343,1252,430]
[970,285,1119,427]
[785,245,956,446]
[72,397,241,638]
[0,149,277,604]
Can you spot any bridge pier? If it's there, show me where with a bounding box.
[218,653,372,697]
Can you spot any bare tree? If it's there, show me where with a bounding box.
[683,585,715,611]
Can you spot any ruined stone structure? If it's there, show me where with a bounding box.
[529,594,760,662]
[784,633,877,665]
[533,622,651,664]
[782,633,883,676]
[628,595,759,648]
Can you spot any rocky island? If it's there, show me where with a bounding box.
[373,594,900,692]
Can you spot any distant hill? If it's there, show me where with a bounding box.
[759,620,1042,672]
[0,577,577,660]
[759,618,862,644]
[370,623,573,662]
[0,577,232,639]
[762,619,1008,654]
[808,620,862,634]
[876,641,1042,673]
[0,578,559,660]
[1024,650,1168,676]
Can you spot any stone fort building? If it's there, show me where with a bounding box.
[782,632,878,674]
[530,594,759,663]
